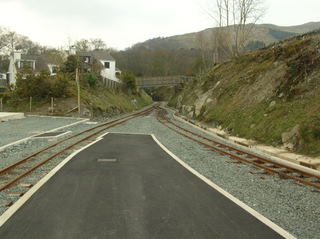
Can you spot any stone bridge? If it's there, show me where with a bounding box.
[136,75,195,88]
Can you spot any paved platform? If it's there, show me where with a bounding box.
[0,112,24,122]
[0,133,288,238]
[0,116,87,151]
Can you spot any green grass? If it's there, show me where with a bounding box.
[3,82,152,116]
[168,34,320,157]
[201,95,320,155]
[79,86,152,115]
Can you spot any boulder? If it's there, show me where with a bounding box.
[281,125,302,151]
[176,95,183,109]
[181,105,194,117]
[194,89,213,116]
[83,108,91,117]
[269,101,276,107]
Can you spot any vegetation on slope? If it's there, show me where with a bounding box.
[1,68,152,117]
[169,31,320,157]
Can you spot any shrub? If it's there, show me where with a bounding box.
[82,73,100,88]
[121,71,137,93]
[61,55,78,73]
[15,67,51,99]
[49,74,70,97]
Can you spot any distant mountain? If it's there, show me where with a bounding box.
[133,22,320,50]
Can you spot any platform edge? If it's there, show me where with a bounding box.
[0,132,108,227]
[151,134,296,239]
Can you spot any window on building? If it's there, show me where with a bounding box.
[52,66,59,74]
[20,60,34,69]
[84,56,90,63]
[104,62,110,69]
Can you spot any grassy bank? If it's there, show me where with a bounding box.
[1,81,152,118]
[169,32,320,157]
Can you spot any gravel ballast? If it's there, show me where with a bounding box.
[0,110,319,238]
[107,112,319,239]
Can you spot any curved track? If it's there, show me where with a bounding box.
[156,107,320,190]
[0,105,157,191]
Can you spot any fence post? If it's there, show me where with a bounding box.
[75,68,81,116]
[51,97,54,114]
[0,98,2,112]
[29,97,32,112]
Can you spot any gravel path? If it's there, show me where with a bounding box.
[0,116,84,147]
[0,109,319,238]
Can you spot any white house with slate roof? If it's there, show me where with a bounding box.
[8,51,59,86]
[77,50,120,83]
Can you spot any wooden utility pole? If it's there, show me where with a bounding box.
[29,97,32,112]
[51,97,54,114]
[75,68,81,116]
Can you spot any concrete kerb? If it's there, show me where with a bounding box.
[0,113,24,122]
[169,108,320,178]
[34,131,72,139]
[0,118,89,153]
[0,132,109,228]
[151,134,297,239]
[108,131,154,135]
[27,115,85,120]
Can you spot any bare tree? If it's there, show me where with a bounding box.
[74,38,107,51]
[208,0,233,62]
[232,0,265,55]
[197,32,210,71]
[0,30,20,55]
[210,0,265,58]
[0,28,42,55]
[75,39,90,52]
[90,38,107,50]
[44,49,66,65]
[0,27,8,53]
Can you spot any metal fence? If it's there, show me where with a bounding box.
[136,75,195,88]
[103,78,121,90]
[0,96,62,114]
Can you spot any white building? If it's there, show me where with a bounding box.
[8,52,59,86]
[0,73,7,90]
[77,50,120,83]
[0,73,6,80]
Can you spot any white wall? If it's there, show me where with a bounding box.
[8,52,22,86]
[48,64,58,76]
[0,73,7,80]
[99,60,120,82]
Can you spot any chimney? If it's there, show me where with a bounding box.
[70,45,76,55]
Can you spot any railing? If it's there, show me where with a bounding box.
[103,78,121,90]
[136,75,195,88]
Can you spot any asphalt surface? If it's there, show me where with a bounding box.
[0,133,284,239]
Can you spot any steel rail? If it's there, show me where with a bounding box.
[156,108,320,190]
[0,106,156,191]
[168,112,320,180]
[0,105,155,176]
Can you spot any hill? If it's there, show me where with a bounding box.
[166,30,320,157]
[133,22,320,50]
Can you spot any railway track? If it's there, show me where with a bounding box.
[0,105,157,193]
[156,107,320,190]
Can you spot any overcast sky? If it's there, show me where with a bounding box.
[0,0,319,50]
